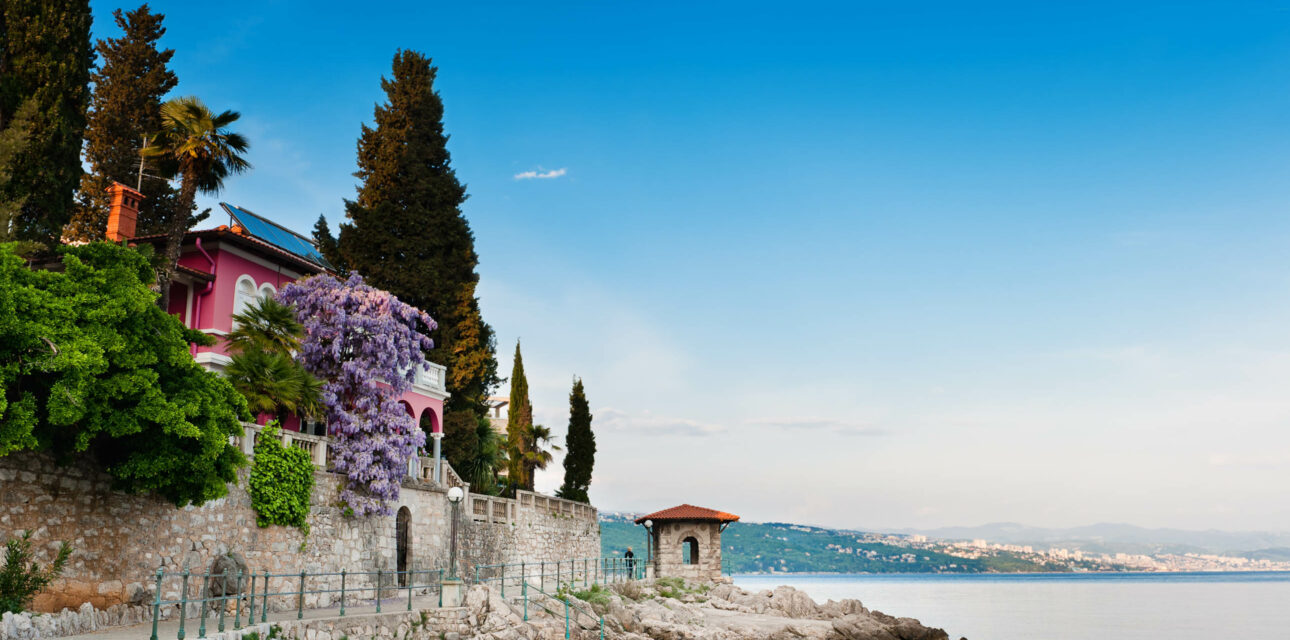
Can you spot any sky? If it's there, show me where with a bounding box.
[93,1,1290,532]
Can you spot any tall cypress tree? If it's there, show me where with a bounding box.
[505,341,532,489]
[557,377,595,504]
[0,0,94,246]
[329,49,498,431]
[65,4,181,242]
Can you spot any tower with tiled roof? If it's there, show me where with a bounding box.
[636,504,740,582]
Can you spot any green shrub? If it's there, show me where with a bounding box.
[248,424,314,532]
[570,583,612,608]
[0,531,72,614]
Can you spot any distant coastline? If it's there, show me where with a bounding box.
[601,514,1290,574]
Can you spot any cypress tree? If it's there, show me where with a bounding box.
[0,0,94,246]
[65,4,181,242]
[557,377,595,504]
[330,49,498,435]
[505,341,532,489]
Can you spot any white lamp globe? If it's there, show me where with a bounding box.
[644,519,653,528]
[447,486,464,503]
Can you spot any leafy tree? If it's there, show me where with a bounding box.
[324,49,498,434]
[505,341,532,489]
[145,96,249,309]
[311,215,342,274]
[64,4,181,242]
[0,241,249,505]
[440,409,478,473]
[0,101,36,244]
[0,531,72,614]
[557,377,595,503]
[247,423,313,533]
[279,273,434,516]
[0,0,94,246]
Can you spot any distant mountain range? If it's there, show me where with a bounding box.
[897,522,1290,557]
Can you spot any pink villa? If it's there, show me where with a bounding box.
[104,183,450,479]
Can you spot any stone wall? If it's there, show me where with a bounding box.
[0,453,598,614]
[462,493,601,572]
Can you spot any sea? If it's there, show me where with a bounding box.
[734,572,1290,640]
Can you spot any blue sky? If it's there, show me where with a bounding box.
[101,1,1290,531]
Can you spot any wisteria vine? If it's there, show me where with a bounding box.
[278,273,435,516]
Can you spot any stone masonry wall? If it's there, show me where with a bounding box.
[0,452,598,614]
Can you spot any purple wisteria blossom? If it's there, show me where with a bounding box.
[278,273,435,516]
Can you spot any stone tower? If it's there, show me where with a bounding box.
[636,504,739,583]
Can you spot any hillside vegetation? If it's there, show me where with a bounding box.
[600,514,1062,574]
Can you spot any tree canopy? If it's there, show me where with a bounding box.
[558,377,595,503]
[321,49,498,443]
[505,341,532,489]
[0,0,93,246]
[65,4,181,242]
[0,241,249,506]
[146,96,249,309]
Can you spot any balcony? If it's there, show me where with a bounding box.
[412,361,448,396]
[233,422,465,488]
[232,422,330,466]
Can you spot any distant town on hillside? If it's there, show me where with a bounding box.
[599,513,1290,574]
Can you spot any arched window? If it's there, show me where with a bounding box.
[257,282,277,301]
[232,276,258,327]
[682,536,699,565]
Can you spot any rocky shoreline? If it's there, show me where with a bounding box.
[461,577,959,640]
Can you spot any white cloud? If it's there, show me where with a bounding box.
[597,407,725,437]
[747,417,888,436]
[514,167,568,180]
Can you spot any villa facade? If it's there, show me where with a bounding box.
[107,184,448,441]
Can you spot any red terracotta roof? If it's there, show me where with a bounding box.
[634,504,740,524]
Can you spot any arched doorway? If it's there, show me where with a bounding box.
[681,536,699,565]
[396,507,411,585]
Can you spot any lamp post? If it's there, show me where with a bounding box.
[447,487,463,579]
[644,519,653,577]
[441,486,465,608]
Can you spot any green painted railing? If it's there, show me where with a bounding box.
[145,567,443,640]
[470,555,645,596]
[521,579,605,640]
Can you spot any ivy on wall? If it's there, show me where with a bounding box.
[248,424,314,533]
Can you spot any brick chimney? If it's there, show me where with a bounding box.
[106,182,144,242]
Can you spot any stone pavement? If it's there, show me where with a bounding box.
[56,595,458,640]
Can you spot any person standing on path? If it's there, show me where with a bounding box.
[625,547,636,578]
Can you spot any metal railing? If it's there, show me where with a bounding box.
[471,556,645,597]
[522,579,604,640]
[145,567,443,640]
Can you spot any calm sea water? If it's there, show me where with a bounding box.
[734,572,1290,640]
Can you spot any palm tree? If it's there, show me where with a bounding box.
[462,416,507,495]
[147,96,250,309]
[520,423,561,492]
[224,298,319,424]
[226,298,305,354]
[224,348,320,421]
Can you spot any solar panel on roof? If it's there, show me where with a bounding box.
[220,203,332,269]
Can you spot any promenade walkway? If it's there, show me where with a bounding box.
[58,595,450,640]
